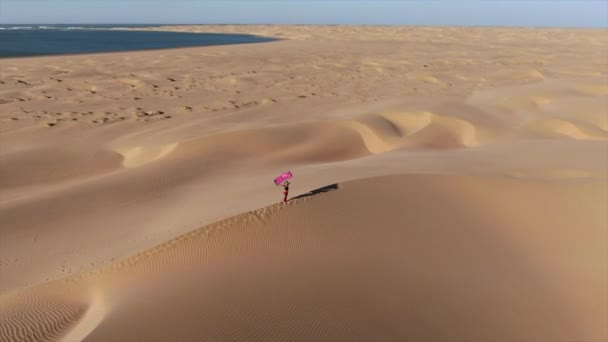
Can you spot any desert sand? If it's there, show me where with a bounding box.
[0,25,607,341]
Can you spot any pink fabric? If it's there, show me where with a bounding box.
[274,171,293,185]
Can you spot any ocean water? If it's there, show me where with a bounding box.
[0,25,276,58]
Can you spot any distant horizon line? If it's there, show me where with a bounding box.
[1,22,606,29]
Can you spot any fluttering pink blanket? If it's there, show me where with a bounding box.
[274,171,293,185]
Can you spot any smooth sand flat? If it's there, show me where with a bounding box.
[0,25,606,341]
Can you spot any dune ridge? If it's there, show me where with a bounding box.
[116,143,179,168]
[1,174,606,341]
[110,104,606,172]
[526,118,608,141]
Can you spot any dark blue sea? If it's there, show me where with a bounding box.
[0,25,276,58]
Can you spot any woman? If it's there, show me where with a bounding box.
[282,181,290,203]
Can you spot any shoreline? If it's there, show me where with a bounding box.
[0,28,280,60]
[0,39,281,61]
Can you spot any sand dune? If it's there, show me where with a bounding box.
[1,25,607,341]
[130,111,482,166]
[345,111,481,153]
[527,119,608,141]
[1,175,606,342]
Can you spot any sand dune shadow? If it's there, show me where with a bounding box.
[291,183,339,201]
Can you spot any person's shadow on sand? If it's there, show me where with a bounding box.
[290,184,339,201]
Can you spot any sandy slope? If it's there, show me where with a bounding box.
[2,175,607,341]
[0,25,607,341]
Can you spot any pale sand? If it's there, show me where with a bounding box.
[0,25,607,341]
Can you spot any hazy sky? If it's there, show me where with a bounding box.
[1,0,606,28]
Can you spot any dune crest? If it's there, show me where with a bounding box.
[59,291,106,342]
[527,119,608,141]
[505,169,595,180]
[116,143,179,168]
[576,84,608,95]
[345,111,480,154]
